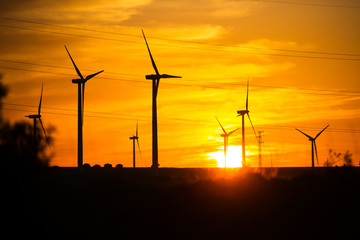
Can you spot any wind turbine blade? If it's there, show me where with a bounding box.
[156,78,160,96]
[38,83,43,115]
[136,121,138,138]
[228,128,240,136]
[161,74,182,78]
[246,79,249,111]
[142,29,160,75]
[247,113,257,137]
[85,70,104,81]
[39,118,50,149]
[64,45,84,80]
[314,141,319,165]
[215,116,227,134]
[295,128,312,139]
[136,138,142,160]
[315,124,329,139]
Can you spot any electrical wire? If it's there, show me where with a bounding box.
[1,16,360,58]
[1,64,360,97]
[253,0,360,9]
[3,104,360,134]
[1,24,360,61]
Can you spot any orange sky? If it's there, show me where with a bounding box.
[1,0,359,167]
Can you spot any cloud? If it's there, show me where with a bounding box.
[209,0,261,17]
[122,0,262,27]
[0,0,151,24]
[150,25,225,41]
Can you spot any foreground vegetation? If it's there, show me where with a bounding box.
[2,167,358,239]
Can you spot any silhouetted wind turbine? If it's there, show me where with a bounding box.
[296,125,329,167]
[129,121,142,168]
[237,80,257,167]
[25,83,50,160]
[142,29,181,169]
[65,45,104,168]
[216,117,239,168]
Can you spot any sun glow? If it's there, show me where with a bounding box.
[207,145,254,168]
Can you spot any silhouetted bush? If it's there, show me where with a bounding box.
[326,149,354,167]
[104,163,112,168]
[116,164,123,168]
[343,150,353,166]
[83,163,91,168]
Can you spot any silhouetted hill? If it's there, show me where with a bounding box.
[2,167,359,239]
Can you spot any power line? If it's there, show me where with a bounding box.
[4,104,360,134]
[3,107,143,121]
[3,103,206,123]
[0,65,245,90]
[253,0,360,9]
[0,24,141,44]
[1,63,360,97]
[1,16,360,58]
[2,58,360,95]
[0,66,148,84]
[2,18,360,58]
[257,125,360,134]
[0,59,141,77]
[4,102,149,119]
[1,24,360,62]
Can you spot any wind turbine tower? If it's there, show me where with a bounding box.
[129,121,142,168]
[296,125,329,167]
[25,83,50,160]
[142,30,181,169]
[257,131,264,167]
[216,117,239,168]
[236,80,256,167]
[65,46,104,168]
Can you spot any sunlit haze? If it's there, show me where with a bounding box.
[207,145,254,168]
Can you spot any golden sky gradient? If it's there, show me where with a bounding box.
[1,0,359,167]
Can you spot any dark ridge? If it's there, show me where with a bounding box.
[2,167,358,239]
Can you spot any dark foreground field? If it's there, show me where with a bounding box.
[2,167,359,239]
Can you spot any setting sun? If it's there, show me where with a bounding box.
[207,145,254,168]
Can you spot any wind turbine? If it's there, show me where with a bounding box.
[129,121,142,168]
[25,83,50,160]
[236,80,257,167]
[65,45,104,169]
[142,30,181,169]
[295,125,329,167]
[216,117,239,168]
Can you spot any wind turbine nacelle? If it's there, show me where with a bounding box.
[237,110,249,115]
[26,114,40,119]
[72,79,85,84]
[146,74,160,80]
